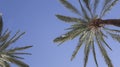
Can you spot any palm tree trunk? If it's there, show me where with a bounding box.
[102,19,120,27]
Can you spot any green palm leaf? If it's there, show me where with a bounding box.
[92,41,98,67]
[78,0,90,21]
[93,0,99,17]
[60,0,80,15]
[0,31,25,51]
[0,61,10,67]
[9,46,32,52]
[107,31,120,43]
[5,56,29,67]
[56,14,82,23]
[71,31,88,61]
[100,0,118,18]
[0,14,3,35]
[82,0,93,18]
[84,31,92,67]
[96,33,113,67]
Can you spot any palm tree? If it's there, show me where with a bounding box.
[54,0,120,67]
[0,14,32,67]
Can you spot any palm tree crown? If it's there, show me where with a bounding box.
[0,14,32,67]
[54,0,120,67]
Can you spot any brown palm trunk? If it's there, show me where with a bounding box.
[102,19,120,27]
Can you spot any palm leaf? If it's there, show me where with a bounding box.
[6,57,29,67]
[0,31,25,51]
[107,31,120,43]
[82,0,93,18]
[54,27,85,44]
[0,61,10,67]
[9,31,25,44]
[66,23,87,30]
[99,0,111,18]
[96,32,113,67]
[99,30,112,50]
[9,55,24,59]
[103,27,120,33]
[93,0,99,17]
[100,0,118,18]
[9,46,33,52]
[71,31,88,61]
[59,0,80,15]
[92,41,98,67]
[84,31,92,67]
[0,14,3,35]
[78,0,90,21]
[56,14,82,23]
[0,31,10,42]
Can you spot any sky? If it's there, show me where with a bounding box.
[0,0,120,67]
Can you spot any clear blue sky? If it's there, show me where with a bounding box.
[0,0,120,67]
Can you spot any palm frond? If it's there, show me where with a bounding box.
[103,27,120,43]
[99,30,112,50]
[84,31,92,67]
[56,14,82,23]
[54,27,86,44]
[59,0,80,15]
[0,31,25,51]
[82,0,93,18]
[8,46,33,52]
[0,61,10,67]
[66,23,87,30]
[0,30,10,42]
[100,0,118,18]
[5,56,29,67]
[0,14,3,35]
[92,41,98,67]
[107,31,120,43]
[96,32,113,67]
[78,0,90,21]
[11,52,31,55]
[9,55,24,59]
[93,0,99,17]
[9,31,25,44]
[99,0,111,18]
[0,30,32,67]
[103,27,120,33]
[71,31,88,61]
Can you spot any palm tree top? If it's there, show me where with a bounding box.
[54,0,120,67]
[0,15,32,67]
[0,29,32,67]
